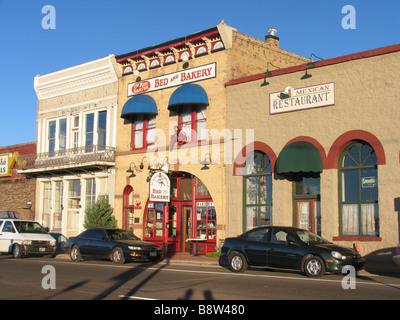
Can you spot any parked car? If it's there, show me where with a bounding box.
[0,217,57,258]
[220,226,365,277]
[65,228,162,264]
[393,243,400,267]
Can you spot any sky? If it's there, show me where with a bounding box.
[0,0,399,147]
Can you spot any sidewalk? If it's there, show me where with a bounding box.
[55,252,400,277]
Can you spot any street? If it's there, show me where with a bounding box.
[0,255,400,301]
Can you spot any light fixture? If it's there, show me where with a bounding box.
[126,162,139,178]
[139,156,151,170]
[160,156,169,173]
[264,62,280,77]
[200,153,213,170]
[306,53,323,69]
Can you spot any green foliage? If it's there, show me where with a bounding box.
[83,198,117,229]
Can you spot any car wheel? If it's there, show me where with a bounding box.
[12,244,22,258]
[70,245,81,262]
[304,256,325,277]
[228,251,247,273]
[111,247,125,264]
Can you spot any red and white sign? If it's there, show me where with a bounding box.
[149,172,170,202]
[127,63,216,96]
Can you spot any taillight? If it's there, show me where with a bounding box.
[396,243,400,255]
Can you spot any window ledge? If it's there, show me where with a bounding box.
[332,236,382,242]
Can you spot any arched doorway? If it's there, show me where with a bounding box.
[143,172,216,254]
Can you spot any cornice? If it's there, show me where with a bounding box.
[34,55,118,100]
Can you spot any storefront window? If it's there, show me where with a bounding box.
[243,151,273,231]
[195,201,216,240]
[339,142,379,237]
[145,202,164,238]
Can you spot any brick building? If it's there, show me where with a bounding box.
[0,142,36,220]
[113,22,307,253]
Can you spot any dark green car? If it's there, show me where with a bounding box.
[220,226,365,277]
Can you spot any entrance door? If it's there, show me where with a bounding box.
[181,205,192,252]
[295,199,319,233]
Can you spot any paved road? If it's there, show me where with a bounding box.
[1,255,400,301]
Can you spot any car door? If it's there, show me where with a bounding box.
[0,221,16,253]
[268,228,303,270]
[85,229,110,258]
[243,227,270,266]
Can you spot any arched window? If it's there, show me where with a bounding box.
[243,151,273,231]
[339,141,379,237]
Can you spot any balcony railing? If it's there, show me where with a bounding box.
[17,145,115,172]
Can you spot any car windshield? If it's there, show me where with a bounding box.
[106,229,140,241]
[14,221,47,233]
[295,230,330,244]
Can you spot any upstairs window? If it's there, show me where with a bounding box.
[132,115,156,150]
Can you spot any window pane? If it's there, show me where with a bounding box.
[342,170,359,202]
[246,176,259,205]
[86,113,94,133]
[59,118,67,151]
[361,203,378,236]
[259,175,272,204]
[342,204,359,235]
[246,207,257,231]
[48,121,56,139]
[135,130,143,149]
[98,111,107,148]
[361,169,378,201]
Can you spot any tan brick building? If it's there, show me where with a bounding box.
[114,22,307,253]
[225,43,400,256]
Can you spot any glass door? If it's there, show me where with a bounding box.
[181,204,192,252]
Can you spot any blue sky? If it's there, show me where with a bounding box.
[0,0,399,147]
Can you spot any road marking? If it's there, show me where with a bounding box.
[12,258,400,288]
[118,295,158,300]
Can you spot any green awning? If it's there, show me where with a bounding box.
[276,141,323,174]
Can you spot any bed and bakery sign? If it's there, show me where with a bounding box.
[127,63,216,96]
[270,82,335,115]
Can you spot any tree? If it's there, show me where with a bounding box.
[83,198,117,229]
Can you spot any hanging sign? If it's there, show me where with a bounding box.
[127,62,216,96]
[0,152,19,177]
[270,82,335,115]
[149,172,170,202]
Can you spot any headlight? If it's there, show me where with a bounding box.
[331,251,346,260]
[128,246,143,251]
[50,240,56,246]
[22,240,32,245]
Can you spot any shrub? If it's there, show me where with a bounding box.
[83,198,117,229]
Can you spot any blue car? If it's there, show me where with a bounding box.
[65,228,162,264]
[220,226,365,277]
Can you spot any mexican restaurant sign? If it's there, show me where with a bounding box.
[127,63,216,96]
[270,82,335,115]
[149,172,170,202]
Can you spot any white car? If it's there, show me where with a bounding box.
[393,243,400,267]
[0,214,57,258]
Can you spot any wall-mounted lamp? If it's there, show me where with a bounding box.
[139,156,151,170]
[126,162,140,178]
[306,53,323,69]
[200,153,214,170]
[26,200,32,210]
[264,62,280,77]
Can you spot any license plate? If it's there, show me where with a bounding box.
[150,252,156,257]
[39,247,46,252]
